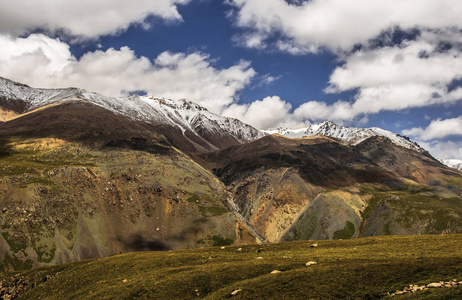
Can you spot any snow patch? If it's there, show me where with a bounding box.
[441,159,462,170]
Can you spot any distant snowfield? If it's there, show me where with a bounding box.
[441,159,462,170]
[262,120,425,153]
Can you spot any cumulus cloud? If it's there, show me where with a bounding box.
[402,116,462,141]
[275,32,462,124]
[228,0,462,53]
[0,34,255,114]
[222,96,303,129]
[293,100,355,124]
[0,0,189,39]
[229,34,462,127]
[320,33,462,119]
[418,140,462,160]
[222,95,369,129]
[327,35,462,94]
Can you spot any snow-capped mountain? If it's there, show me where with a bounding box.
[263,120,425,153]
[0,77,265,146]
[441,159,462,170]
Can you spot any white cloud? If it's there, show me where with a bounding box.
[0,0,189,38]
[402,116,462,141]
[293,100,357,124]
[286,33,462,123]
[228,0,462,53]
[222,96,307,129]
[261,75,281,85]
[0,34,73,77]
[418,140,462,160]
[222,95,368,129]
[0,34,255,114]
[327,36,462,94]
[225,1,462,128]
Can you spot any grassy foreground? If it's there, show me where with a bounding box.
[2,234,462,299]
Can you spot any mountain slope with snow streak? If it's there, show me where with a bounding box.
[0,77,265,148]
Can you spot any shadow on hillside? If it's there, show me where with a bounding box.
[125,233,170,252]
[0,137,13,157]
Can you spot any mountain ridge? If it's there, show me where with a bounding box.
[262,120,462,171]
[262,120,426,154]
[0,76,265,154]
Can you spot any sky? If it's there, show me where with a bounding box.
[0,0,461,160]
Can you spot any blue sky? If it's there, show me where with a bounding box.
[0,0,461,159]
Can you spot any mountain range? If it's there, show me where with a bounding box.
[0,76,461,272]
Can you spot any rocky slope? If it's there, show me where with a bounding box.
[203,134,462,243]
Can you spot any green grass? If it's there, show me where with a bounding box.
[186,194,200,203]
[186,193,229,217]
[1,231,27,253]
[35,244,56,264]
[0,254,33,273]
[333,221,356,239]
[359,186,389,235]
[3,234,462,299]
[196,235,234,247]
[0,142,96,178]
[20,177,61,191]
[211,235,234,246]
[359,184,462,235]
[198,205,229,217]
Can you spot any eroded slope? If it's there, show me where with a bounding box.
[204,134,462,243]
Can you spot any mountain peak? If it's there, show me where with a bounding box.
[318,120,336,126]
[0,76,30,87]
[309,120,341,131]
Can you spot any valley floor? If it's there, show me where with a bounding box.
[1,234,462,299]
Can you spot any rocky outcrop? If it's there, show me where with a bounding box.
[390,279,461,296]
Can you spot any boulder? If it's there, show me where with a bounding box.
[231,289,242,296]
[427,282,442,288]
